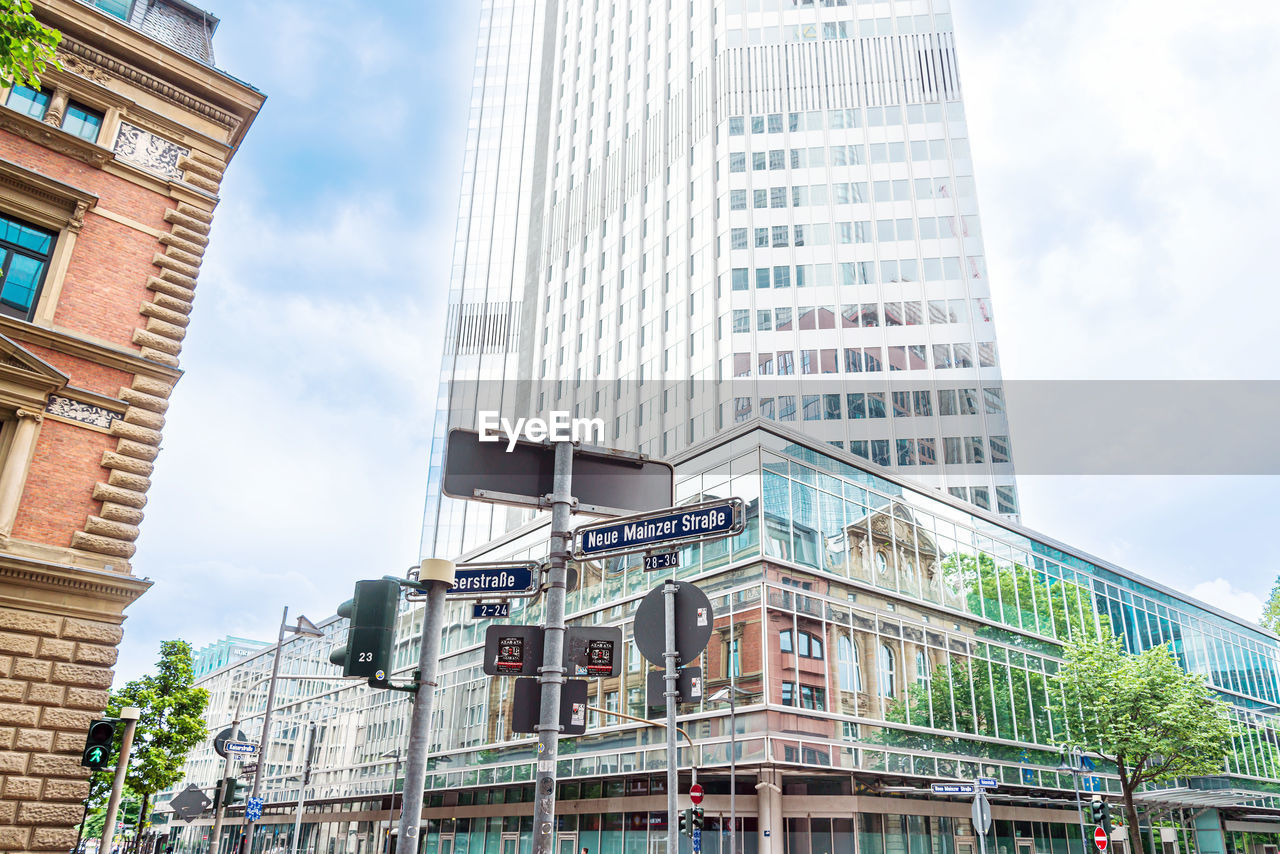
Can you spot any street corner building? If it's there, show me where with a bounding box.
[0,0,262,848]
[173,423,1280,854]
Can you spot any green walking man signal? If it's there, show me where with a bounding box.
[330,579,400,679]
[80,719,115,770]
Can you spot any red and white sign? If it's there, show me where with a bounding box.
[1094,827,1108,851]
[689,783,704,805]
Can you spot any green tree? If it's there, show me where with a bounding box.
[0,0,60,87]
[1054,631,1234,854]
[98,641,209,846]
[1260,578,1280,633]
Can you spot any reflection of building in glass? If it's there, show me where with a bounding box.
[193,636,272,678]
[170,424,1280,854]
[422,0,1019,562]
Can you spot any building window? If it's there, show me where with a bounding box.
[915,650,930,688]
[0,215,54,321]
[5,86,49,119]
[779,630,824,659]
[781,682,826,711]
[89,0,132,18]
[61,103,104,143]
[878,644,896,698]
[837,635,861,692]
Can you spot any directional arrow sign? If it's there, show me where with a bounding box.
[225,740,258,755]
[572,498,744,560]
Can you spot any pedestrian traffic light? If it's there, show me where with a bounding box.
[81,719,115,770]
[329,579,400,679]
[1091,798,1106,824]
[219,776,244,808]
[678,809,692,837]
[692,806,704,832]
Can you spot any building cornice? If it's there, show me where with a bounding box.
[0,106,111,168]
[0,549,151,617]
[0,315,183,384]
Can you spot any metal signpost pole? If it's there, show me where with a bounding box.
[208,700,240,854]
[663,579,679,854]
[397,558,457,854]
[531,440,574,854]
[728,690,737,854]
[1071,750,1087,854]
[289,722,316,854]
[382,750,402,854]
[102,706,141,854]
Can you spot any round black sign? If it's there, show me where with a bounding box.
[633,581,713,667]
[213,726,247,759]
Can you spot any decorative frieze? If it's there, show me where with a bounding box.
[113,122,189,181]
[44,396,115,430]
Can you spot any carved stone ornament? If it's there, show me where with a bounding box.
[113,122,189,181]
[55,51,112,85]
[44,395,115,429]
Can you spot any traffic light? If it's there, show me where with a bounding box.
[81,719,115,770]
[218,776,244,808]
[678,809,692,837]
[692,806,704,832]
[329,579,400,678]
[1091,798,1110,827]
[1099,800,1113,835]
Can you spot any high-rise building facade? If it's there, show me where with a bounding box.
[0,1,261,849]
[424,0,1014,560]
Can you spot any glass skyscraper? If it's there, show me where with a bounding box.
[424,0,1015,561]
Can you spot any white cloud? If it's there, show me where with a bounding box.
[1189,579,1265,624]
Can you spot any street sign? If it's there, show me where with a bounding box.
[972,790,992,835]
[692,827,702,853]
[213,727,247,759]
[169,785,211,823]
[572,498,745,561]
[644,552,679,571]
[239,763,258,778]
[472,602,511,619]
[483,625,544,676]
[564,627,624,678]
[689,783,704,805]
[446,562,540,599]
[225,740,258,755]
[646,667,703,706]
[633,581,714,666]
[932,783,976,795]
[1094,828,1107,851]
[511,677,589,736]
[443,428,674,516]
[245,797,263,821]
[976,777,999,788]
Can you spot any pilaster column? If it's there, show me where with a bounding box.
[0,409,44,537]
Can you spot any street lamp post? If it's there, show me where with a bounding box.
[708,685,750,854]
[380,750,402,854]
[1058,746,1089,854]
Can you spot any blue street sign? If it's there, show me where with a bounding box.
[573,498,744,560]
[692,828,702,853]
[976,777,999,788]
[931,783,976,795]
[225,741,257,755]
[245,797,263,821]
[444,562,539,599]
[472,602,511,619]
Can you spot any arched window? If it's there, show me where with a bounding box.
[780,629,824,659]
[878,644,896,697]
[838,635,862,692]
[875,551,889,576]
[915,650,930,687]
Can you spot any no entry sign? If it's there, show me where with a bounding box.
[1094,827,1108,851]
[689,783,703,805]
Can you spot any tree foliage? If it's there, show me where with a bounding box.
[1055,631,1234,854]
[0,0,60,88]
[1261,577,1280,634]
[97,641,210,837]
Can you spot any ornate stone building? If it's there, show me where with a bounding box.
[0,0,261,849]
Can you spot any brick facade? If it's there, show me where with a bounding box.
[0,0,262,849]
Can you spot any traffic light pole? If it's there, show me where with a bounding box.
[396,558,456,854]
[531,440,573,854]
[208,699,241,854]
[101,706,140,854]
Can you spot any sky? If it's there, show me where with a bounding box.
[114,0,1280,680]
